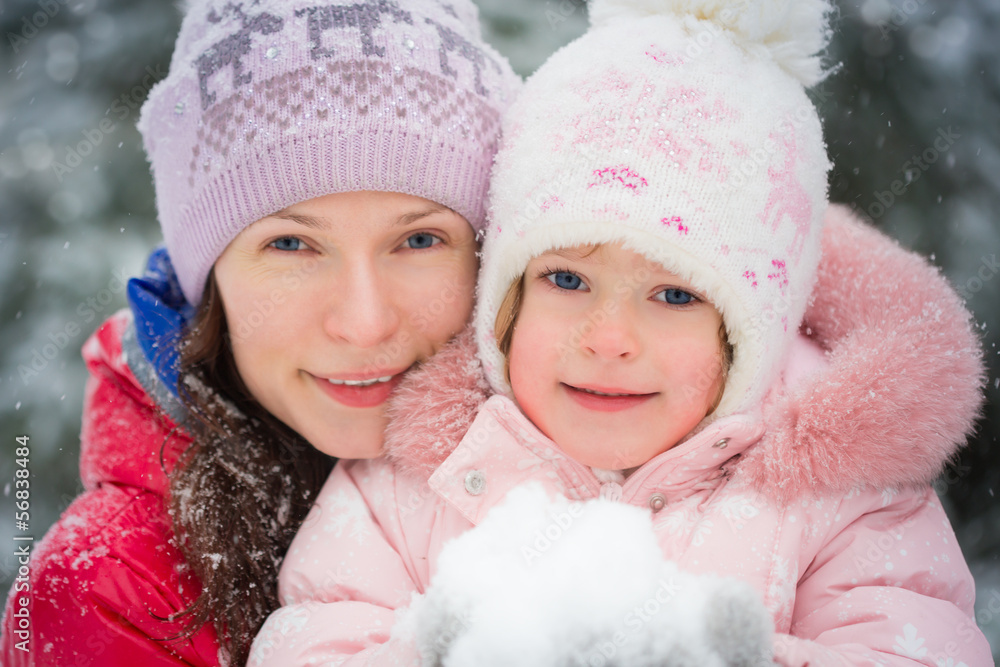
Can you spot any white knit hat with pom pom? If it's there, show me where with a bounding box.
[475,0,834,421]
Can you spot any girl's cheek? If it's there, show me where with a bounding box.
[673,343,722,378]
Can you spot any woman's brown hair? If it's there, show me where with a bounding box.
[165,271,335,665]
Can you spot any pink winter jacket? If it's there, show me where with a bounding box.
[249,206,992,666]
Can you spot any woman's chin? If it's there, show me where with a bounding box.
[304,413,388,460]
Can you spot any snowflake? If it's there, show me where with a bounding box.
[936,658,968,667]
[714,493,761,531]
[880,488,899,508]
[893,623,928,659]
[689,518,714,548]
[655,504,696,536]
[322,489,374,545]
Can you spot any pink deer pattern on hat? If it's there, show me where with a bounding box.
[759,126,813,264]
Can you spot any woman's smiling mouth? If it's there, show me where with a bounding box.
[313,367,412,408]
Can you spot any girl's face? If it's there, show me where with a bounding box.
[509,243,726,470]
[213,190,478,459]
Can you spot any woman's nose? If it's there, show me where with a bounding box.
[322,261,401,348]
[579,300,641,359]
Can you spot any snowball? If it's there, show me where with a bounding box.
[406,483,773,667]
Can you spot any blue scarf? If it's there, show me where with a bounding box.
[126,246,195,398]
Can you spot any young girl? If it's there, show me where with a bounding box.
[0,1,518,665]
[252,1,991,665]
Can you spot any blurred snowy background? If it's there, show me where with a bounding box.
[1,0,998,658]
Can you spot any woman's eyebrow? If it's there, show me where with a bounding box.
[395,206,448,227]
[269,211,326,229]
[266,206,448,229]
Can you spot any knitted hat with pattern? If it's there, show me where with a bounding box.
[475,0,833,421]
[138,0,520,305]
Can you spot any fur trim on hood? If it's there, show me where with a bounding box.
[383,325,493,480]
[735,206,985,501]
[383,205,986,501]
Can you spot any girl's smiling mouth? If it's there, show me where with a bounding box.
[561,383,658,412]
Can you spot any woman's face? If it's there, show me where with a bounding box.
[213,190,478,458]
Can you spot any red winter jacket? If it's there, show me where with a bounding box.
[1,311,222,666]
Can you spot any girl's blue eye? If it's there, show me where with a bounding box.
[270,237,303,252]
[658,288,695,305]
[406,233,440,250]
[547,271,583,290]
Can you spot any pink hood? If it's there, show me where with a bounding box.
[383,204,986,500]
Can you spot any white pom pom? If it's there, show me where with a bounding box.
[588,0,835,86]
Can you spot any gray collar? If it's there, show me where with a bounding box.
[121,317,189,427]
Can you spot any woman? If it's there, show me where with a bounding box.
[0,1,520,664]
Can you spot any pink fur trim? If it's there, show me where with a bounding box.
[735,205,986,501]
[385,205,986,500]
[383,326,491,479]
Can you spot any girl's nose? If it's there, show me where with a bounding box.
[580,301,641,360]
[322,260,401,348]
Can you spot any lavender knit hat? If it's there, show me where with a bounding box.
[138,0,520,305]
[476,0,833,421]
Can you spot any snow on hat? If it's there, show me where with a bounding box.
[475,0,833,420]
[138,0,520,305]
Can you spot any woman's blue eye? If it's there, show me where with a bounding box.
[270,237,303,252]
[658,288,695,305]
[406,233,440,250]
[547,271,583,290]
